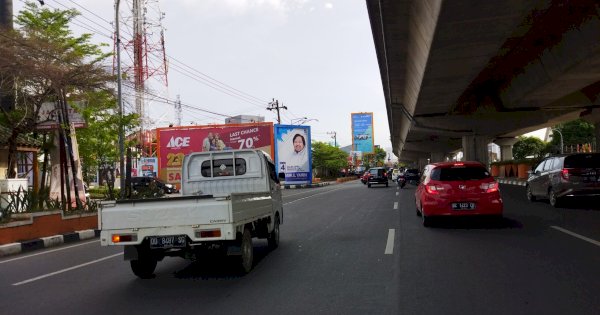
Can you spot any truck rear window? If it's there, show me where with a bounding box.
[201,158,247,177]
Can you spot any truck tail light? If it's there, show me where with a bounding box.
[111,234,137,243]
[196,229,221,238]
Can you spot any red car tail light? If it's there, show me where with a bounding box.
[480,182,498,193]
[425,184,444,194]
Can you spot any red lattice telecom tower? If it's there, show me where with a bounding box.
[115,0,168,157]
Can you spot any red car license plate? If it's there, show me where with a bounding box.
[149,235,187,249]
[452,202,476,210]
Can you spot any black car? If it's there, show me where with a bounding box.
[367,167,389,188]
[526,153,600,207]
[403,168,421,184]
[131,177,179,194]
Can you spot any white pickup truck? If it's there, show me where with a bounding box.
[99,149,283,278]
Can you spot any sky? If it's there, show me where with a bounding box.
[13,0,393,156]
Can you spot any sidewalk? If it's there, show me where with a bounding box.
[0,229,100,258]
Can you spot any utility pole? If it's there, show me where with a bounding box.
[267,99,287,124]
[115,0,125,198]
[327,131,337,147]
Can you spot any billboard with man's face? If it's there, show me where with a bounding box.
[157,122,274,188]
[274,125,312,185]
[351,112,374,154]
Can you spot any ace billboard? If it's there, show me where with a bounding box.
[157,122,274,188]
[274,125,312,185]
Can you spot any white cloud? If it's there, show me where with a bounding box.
[325,3,333,9]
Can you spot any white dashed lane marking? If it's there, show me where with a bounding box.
[385,229,395,254]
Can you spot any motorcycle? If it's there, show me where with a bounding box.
[397,175,406,189]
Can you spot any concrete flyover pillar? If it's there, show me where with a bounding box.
[430,152,446,163]
[418,157,429,170]
[462,136,492,165]
[493,137,519,161]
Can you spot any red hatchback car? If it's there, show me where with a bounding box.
[415,161,503,227]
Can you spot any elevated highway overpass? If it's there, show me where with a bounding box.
[367,0,600,166]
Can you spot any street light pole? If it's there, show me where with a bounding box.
[552,128,564,154]
[115,0,125,198]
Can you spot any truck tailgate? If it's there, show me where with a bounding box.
[101,197,230,230]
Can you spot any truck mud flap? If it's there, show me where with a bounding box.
[226,244,242,256]
[124,245,138,261]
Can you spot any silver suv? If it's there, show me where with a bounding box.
[526,153,600,207]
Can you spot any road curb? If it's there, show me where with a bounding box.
[496,178,527,186]
[0,229,100,258]
[281,182,332,189]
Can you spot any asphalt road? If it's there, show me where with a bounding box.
[1,180,599,314]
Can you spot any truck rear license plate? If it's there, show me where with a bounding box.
[452,202,475,210]
[149,235,187,249]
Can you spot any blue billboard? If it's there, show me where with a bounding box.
[274,125,312,185]
[351,112,374,154]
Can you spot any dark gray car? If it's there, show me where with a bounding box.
[367,167,389,188]
[526,153,600,207]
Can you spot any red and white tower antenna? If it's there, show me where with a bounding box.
[115,0,168,157]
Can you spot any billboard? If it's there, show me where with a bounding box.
[351,112,374,154]
[274,125,312,185]
[138,157,158,177]
[37,101,86,130]
[157,122,274,188]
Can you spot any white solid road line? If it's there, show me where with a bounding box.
[12,253,122,286]
[385,229,395,255]
[394,202,398,210]
[550,226,600,247]
[0,240,100,265]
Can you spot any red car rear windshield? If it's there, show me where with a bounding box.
[430,167,491,181]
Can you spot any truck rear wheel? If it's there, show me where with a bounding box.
[239,228,254,274]
[267,215,280,250]
[130,250,157,279]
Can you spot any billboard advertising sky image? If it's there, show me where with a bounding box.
[274,125,312,185]
[157,122,274,187]
[351,112,374,154]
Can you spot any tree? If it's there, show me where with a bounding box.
[0,2,113,178]
[311,141,348,177]
[74,90,139,184]
[513,136,545,160]
[550,119,595,148]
